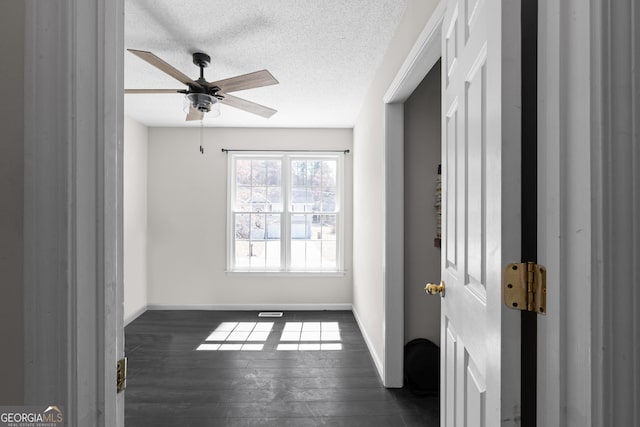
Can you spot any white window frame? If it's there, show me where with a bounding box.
[227,151,345,275]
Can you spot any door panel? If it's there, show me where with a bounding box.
[465,353,486,427]
[465,53,486,300]
[445,102,458,270]
[440,0,521,425]
[445,5,459,86]
[444,322,457,427]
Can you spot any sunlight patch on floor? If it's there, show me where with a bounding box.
[276,343,343,351]
[276,322,342,351]
[196,321,342,351]
[197,322,273,351]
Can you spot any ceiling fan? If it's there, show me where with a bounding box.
[125,49,279,121]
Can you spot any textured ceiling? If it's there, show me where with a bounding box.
[124,0,407,128]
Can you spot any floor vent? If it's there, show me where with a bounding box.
[258,312,283,317]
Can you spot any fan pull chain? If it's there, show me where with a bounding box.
[199,119,204,154]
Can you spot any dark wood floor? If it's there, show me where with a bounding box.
[125,310,439,426]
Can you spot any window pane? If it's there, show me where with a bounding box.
[267,187,282,212]
[251,187,268,212]
[308,161,321,186]
[250,214,265,240]
[322,240,337,268]
[251,160,266,185]
[235,214,250,240]
[236,186,251,209]
[305,241,322,268]
[321,215,337,240]
[311,186,322,211]
[290,240,306,268]
[322,189,337,212]
[265,214,281,240]
[322,160,337,187]
[235,241,250,267]
[250,241,266,268]
[235,158,282,213]
[291,188,315,212]
[266,160,281,186]
[288,213,338,270]
[291,214,311,239]
[236,160,251,185]
[291,160,307,186]
[265,241,281,268]
[311,215,322,240]
[290,159,338,214]
[291,187,306,206]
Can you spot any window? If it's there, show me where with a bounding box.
[228,152,344,273]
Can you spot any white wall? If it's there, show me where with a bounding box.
[403,61,441,345]
[147,127,353,307]
[352,0,439,372]
[124,116,148,323]
[0,0,24,405]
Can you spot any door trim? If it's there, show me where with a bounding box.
[23,0,124,425]
[381,0,445,387]
[537,0,640,425]
[537,0,601,425]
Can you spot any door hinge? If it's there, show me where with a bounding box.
[503,262,546,314]
[117,357,127,393]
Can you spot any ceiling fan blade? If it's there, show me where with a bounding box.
[185,106,204,121]
[125,89,183,94]
[220,93,277,118]
[128,49,196,86]
[209,70,278,93]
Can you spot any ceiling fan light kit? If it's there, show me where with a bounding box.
[125,49,279,121]
[185,93,220,117]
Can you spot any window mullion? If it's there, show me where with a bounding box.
[227,154,235,271]
[282,156,291,271]
[337,155,344,271]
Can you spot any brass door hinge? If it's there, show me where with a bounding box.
[117,357,127,393]
[503,262,546,314]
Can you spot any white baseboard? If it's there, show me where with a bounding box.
[352,305,384,382]
[124,305,147,326]
[145,303,353,311]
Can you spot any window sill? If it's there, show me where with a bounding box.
[225,270,347,278]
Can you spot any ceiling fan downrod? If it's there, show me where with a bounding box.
[192,52,210,81]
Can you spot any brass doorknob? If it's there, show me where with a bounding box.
[425,281,445,297]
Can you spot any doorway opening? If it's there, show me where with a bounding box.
[401,59,442,400]
[402,59,442,371]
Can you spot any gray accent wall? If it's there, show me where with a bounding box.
[0,0,25,405]
[403,60,441,345]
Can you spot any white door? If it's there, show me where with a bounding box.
[438,0,522,425]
